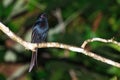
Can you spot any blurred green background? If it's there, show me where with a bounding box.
[0,0,120,80]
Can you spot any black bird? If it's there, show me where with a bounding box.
[29,13,49,72]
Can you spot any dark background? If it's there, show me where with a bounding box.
[0,0,120,80]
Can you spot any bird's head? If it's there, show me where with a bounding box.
[34,13,48,28]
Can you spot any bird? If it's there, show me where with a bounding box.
[29,13,49,72]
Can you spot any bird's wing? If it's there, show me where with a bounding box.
[31,28,42,43]
[31,28,37,43]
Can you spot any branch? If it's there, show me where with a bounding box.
[81,38,120,48]
[0,22,36,51]
[0,22,120,69]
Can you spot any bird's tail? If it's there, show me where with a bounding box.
[29,49,38,72]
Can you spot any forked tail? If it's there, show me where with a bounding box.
[29,49,38,72]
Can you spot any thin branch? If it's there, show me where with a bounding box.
[0,22,120,69]
[81,38,120,48]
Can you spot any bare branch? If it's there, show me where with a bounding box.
[0,22,36,51]
[81,38,120,48]
[0,22,120,69]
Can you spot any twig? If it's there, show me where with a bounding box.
[0,22,120,69]
[81,38,120,48]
